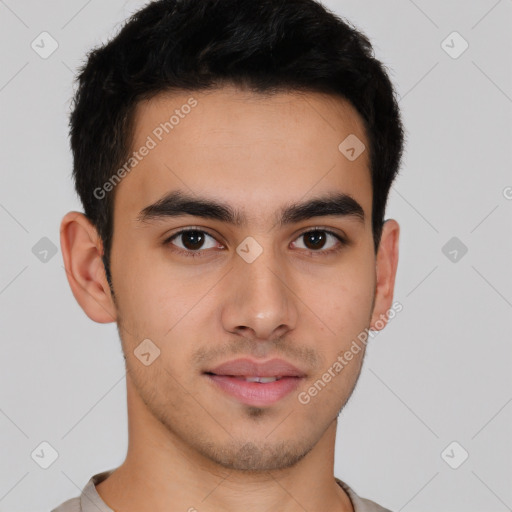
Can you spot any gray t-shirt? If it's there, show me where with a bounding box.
[51,469,392,512]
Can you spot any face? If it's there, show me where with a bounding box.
[65,85,399,472]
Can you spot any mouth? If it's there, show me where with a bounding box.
[203,358,306,407]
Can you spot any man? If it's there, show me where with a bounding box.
[53,0,404,510]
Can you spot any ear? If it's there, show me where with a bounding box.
[60,211,117,323]
[369,219,400,331]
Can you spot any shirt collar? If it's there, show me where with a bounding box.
[79,469,375,512]
[80,469,115,512]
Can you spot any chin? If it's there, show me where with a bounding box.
[194,437,314,472]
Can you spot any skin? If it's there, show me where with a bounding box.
[60,84,399,512]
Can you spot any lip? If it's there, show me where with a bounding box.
[207,358,306,378]
[204,358,306,407]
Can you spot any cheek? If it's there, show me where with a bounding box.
[111,245,218,340]
[110,244,170,336]
[299,257,375,338]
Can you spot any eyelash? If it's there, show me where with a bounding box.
[163,227,347,259]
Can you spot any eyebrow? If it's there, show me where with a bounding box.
[137,189,365,228]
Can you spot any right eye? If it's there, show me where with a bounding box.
[164,228,223,258]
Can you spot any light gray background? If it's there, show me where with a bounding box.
[1,0,511,510]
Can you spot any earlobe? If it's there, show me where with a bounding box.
[60,211,117,323]
[369,219,400,331]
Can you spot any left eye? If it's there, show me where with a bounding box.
[291,229,344,253]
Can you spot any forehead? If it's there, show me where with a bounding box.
[114,85,372,227]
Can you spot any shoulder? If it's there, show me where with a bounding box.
[51,468,115,512]
[335,477,393,512]
[50,496,81,512]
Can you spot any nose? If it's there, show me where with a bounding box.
[221,247,299,342]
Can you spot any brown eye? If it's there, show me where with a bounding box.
[177,230,206,250]
[166,229,219,255]
[292,229,346,255]
[303,231,328,250]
